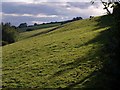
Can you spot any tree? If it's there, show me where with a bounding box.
[91,0,120,15]
[1,22,18,46]
[90,16,94,18]
[72,17,83,21]
[113,2,120,20]
[34,23,37,26]
[18,23,27,28]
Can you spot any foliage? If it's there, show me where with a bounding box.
[18,23,27,28]
[26,29,33,31]
[1,22,18,46]
[61,17,82,24]
[91,0,120,14]
[34,23,37,26]
[110,2,120,76]
[113,2,120,20]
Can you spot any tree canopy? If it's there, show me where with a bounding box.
[1,22,18,46]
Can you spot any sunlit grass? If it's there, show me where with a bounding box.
[2,15,113,88]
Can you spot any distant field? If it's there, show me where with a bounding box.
[16,27,58,41]
[2,15,114,88]
[18,23,61,32]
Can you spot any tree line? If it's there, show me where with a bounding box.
[18,16,83,28]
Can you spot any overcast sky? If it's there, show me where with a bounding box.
[1,0,110,26]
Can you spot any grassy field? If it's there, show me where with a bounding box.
[16,26,58,41]
[2,15,114,88]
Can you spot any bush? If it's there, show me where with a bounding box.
[26,29,33,31]
[18,23,27,28]
[2,41,8,46]
[1,22,18,46]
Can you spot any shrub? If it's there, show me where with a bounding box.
[26,29,33,31]
[1,22,18,46]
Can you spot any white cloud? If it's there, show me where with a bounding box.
[56,2,107,17]
[22,14,33,17]
[0,12,2,21]
[36,14,58,18]
[3,13,20,16]
[3,13,58,18]
[31,21,46,24]
[66,7,71,10]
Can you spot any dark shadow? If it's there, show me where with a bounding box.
[29,26,61,38]
[48,28,110,78]
[92,15,114,31]
[48,57,84,79]
[65,70,98,88]
[47,15,118,89]
[25,26,63,39]
[47,28,112,87]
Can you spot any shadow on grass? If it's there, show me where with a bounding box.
[65,16,119,89]
[48,30,110,79]
[92,15,114,31]
[65,70,98,88]
[48,15,117,89]
[27,26,62,38]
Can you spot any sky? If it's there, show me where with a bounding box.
[1,0,111,26]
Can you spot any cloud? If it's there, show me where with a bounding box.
[2,2,107,26]
[2,2,58,15]
[68,2,91,9]
[2,12,64,26]
[3,13,58,18]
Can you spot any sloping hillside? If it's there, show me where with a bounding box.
[2,15,114,88]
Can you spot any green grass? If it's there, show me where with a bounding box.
[16,27,58,41]
[2,15,114,88]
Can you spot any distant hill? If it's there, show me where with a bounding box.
[17,23,61,32]
[17,17,83,32]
